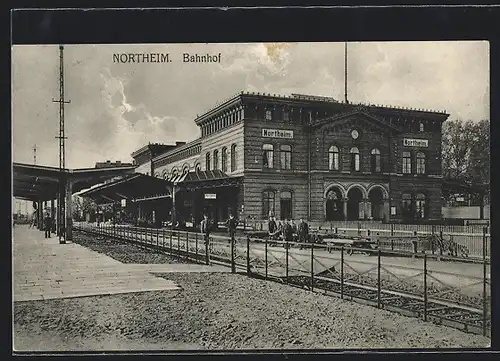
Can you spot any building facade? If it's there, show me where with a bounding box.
[131,92,448,224]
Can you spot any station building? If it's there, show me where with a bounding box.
[127,92,448,225]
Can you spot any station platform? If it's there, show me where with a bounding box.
[12,226,227,302]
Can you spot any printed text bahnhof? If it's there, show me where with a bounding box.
[113,53,222,63]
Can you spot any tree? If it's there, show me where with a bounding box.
[441,119,490,204]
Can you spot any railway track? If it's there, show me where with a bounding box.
[73,224,490,337]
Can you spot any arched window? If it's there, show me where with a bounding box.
[182,165,189,175]
[350,147,360,172]
[402,151,412,174]
[265,109,272,120]
[213,150,219,170]
[263,144,274,169]
[401,193,413,219]
[263,190,276,218]
[221,147,228,172]
[231,144,237,172]
[280,145,292,170]
[162,170,168,179]
[419,122,425,132]
[280,191,293,220]
[195,163,201,173]
[328,146,339,170]
[371,148,381,173]
[415,193,426,218]
[416,152,426,174]
[205,152,211,171]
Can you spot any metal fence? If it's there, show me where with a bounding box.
[242,220,490,260]
[73,222,491,337]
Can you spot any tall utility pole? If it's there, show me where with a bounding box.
[53,45,71,243]
[344,42,349,104]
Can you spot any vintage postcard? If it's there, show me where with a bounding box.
[12,40,491,352]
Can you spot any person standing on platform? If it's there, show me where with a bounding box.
[268,215,278,240]
[298,218,309,248]
[201,214,211,245]
[283,219,294,244]
[43,212,52,238]
[226,214,238,244]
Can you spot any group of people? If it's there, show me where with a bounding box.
[200,213,239,243]
[268,215,310,244]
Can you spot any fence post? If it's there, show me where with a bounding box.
[195,233,199,263]
[439,231,443,257]
[162,228,165,248]
[341,246,344,299]
[310,243,314,292]
[285,241,289,284]
[265,237,268,280]
[483,226,487,337]
[231,236,236,274]
[169,230,173,254]
[156,228,159,247]
[246,236,250,276]
[377,249,381,309]
[185,231,189,261]
[205,235,209,265]
[391,223,394,236]
[357,222,361,236]
[424,254,428,322]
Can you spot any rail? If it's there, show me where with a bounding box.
[73,222,491,338]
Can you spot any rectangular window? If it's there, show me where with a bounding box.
[280,145,292,170]
[265,110,272,120]
[283,110,289,121]
[263,144,274,169]
[402,152,412,174]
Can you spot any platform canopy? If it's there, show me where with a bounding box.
[178,170,242,191]
[13,162,136,202]
[13,163,62,201]
[78,173,173,205]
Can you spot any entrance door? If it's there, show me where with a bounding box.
[280,191,292,220]
[347,187,363,221]
[325,189,343,221]
[368,187,384,220]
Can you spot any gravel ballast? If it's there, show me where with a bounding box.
[14,272,489,351]
[14,231,489,351]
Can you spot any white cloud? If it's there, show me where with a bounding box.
[12,42,489,169]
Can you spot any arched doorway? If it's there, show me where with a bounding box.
[325,188,343,221]
[347,187,363,221]
[368,187,384,220]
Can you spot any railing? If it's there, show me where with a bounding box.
[241,220,490,260]
[73,222,491,338]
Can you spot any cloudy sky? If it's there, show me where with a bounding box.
[12,41,489,169]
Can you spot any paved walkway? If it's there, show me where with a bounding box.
[13,226,227,302]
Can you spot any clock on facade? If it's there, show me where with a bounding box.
[351,129,359,139]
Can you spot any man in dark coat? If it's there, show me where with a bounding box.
[44,213,52,238]
[200,214,211,243]
[283,220,294,242]
[298,218,309,245]
[226,214,238,243]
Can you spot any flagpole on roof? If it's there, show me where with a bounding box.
[344,41,349,104]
